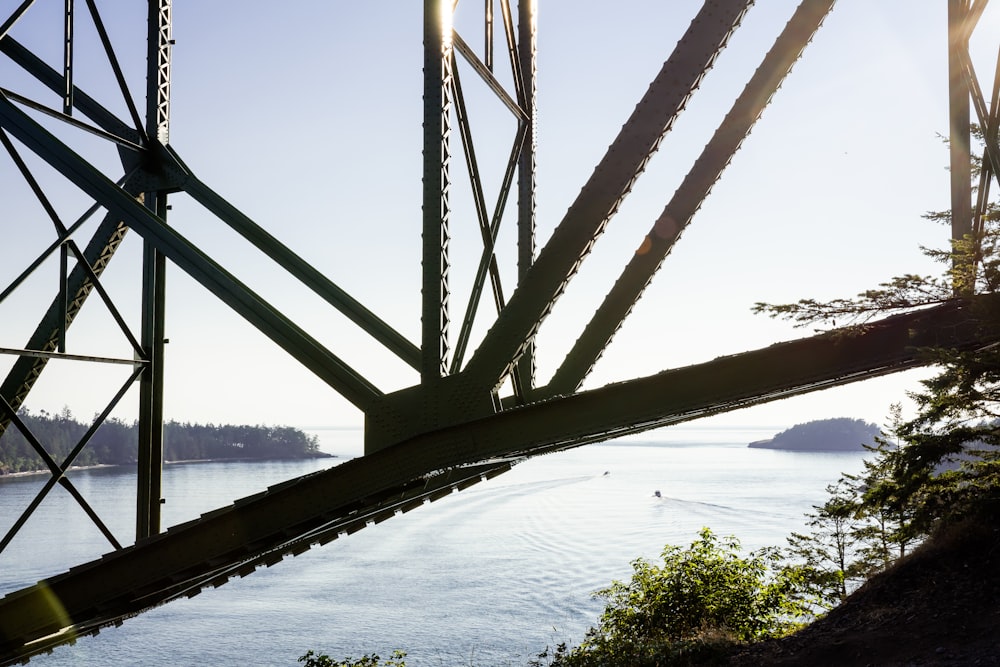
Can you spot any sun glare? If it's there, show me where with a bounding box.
[440,0,454,49]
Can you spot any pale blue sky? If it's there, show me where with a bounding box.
[3,2,998,432]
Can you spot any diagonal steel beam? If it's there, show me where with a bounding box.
[451,121,527,374]
[180,174,421,371]
[460,0,755,392]
[0,87,142,151]
[0,1,35,43]
[0,395,124,554]
[0,214,130,438]
[453,31,526,121]
[3,295,998,666]
[543,0,838,397]
[0,93,383,412]
[0,365,140,556]
[82,0,148,141]
[448,59,516,371]
[0,36,140,145]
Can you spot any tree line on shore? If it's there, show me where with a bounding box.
[0,407,323,475]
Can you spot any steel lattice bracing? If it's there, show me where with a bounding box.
[1,2,999,664]
[3,297,1000,665]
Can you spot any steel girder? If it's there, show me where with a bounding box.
[2,1,1000,664]
[4,295,1000,666]
[365,0,762,452]
[544,0,837,397]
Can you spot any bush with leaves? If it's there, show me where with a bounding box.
[547,528,810,666]
[298,650,406,667]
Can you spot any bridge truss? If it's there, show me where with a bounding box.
[1,1,1000,663]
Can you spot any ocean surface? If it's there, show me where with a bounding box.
[0,425,871,666]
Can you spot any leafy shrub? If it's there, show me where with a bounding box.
[549,528,810,666]
[298,650,406,667]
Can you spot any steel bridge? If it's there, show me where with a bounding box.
[2,1,1000,664]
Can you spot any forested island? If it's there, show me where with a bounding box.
[0,408,328,475]
[748,417,882,451]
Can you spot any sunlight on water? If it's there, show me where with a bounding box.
[1,426,870,666]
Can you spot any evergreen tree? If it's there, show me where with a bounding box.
[847,406,922,566]
[783,478,864,608]
[0,410,323,473]
[755,124,1000,536]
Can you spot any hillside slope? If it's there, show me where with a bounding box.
[729,510,1000,666]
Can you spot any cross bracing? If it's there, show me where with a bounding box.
[1,1,999,664]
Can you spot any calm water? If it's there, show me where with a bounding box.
[0,425,869,666]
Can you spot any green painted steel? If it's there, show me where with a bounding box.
[2,296,999,666]
[544,0,837,397]
[1,2,997,664]
[460,0,755,394]
[0,96,384,412]
[182,177,422,371]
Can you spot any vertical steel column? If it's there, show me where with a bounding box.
[421,0,454,384]
[949,0,973,293]
[61,0,73,115]
[136,234,165,539]
[136,0,170,540]
[516,0,537,393]
[57,243,68,353]
[461,0,754,391]
[485,0,493,71]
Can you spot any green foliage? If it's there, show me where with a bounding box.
[753,123,1000,541]
[751,272,952,329]
[548,528,810,666]
[298,650,406,667]
[781,407,925,611]
[849,411,922,562]
[783,479,859,607]
[866,411,1000,537]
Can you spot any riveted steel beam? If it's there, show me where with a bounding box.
[461,0,755,393]
[181,176,421,371]
[515,0,537,394]
[0,93,383,412]
[422,0,454,385]
[367,0,755,453]
[544,0,837,397]
[950,0,974,293]
[3,295,999,666]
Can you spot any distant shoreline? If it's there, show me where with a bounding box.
[746,417,881,452]
[0,463,118,479]
[0,452,335,480]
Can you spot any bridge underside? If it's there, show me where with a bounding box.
[4,296,1000,664]
[1,1,999,664]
